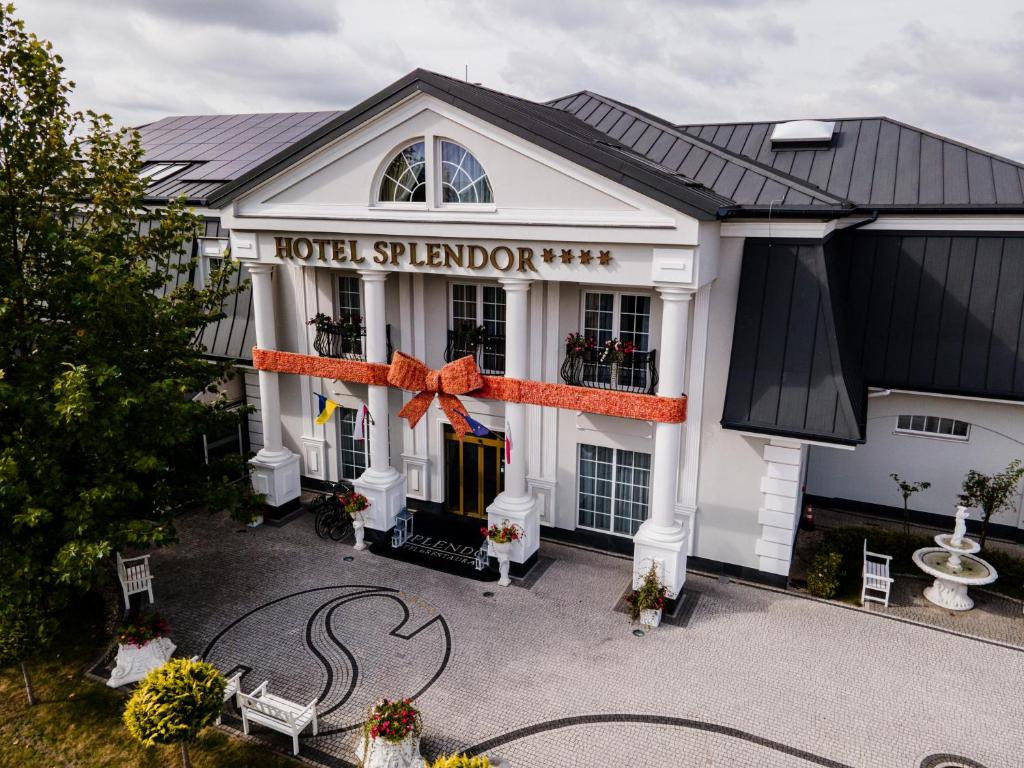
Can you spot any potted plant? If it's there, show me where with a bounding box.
[107,612,177,688]
[599,337,636,380]
[626,563,667,628]
[455,322,488,350]
[342,489,370,550]
[564,332,595,359]
[482,520,524,587]
[359,697,422,768]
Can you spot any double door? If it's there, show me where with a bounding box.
[443,425,504,518]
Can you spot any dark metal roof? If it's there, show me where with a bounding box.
[723,230,1024,444]
[839,232,1024,400]
[548,92,850,212]
[676,118,1024,211]
[722,237,866,445]
[138,111,342,204]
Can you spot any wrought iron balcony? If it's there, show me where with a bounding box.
[444,330,506,375]
[560,346,659,394]
[312,321,393,362]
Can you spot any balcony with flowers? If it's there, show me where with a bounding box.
[559,333,658,394]
[308,312,393,361]
[444,321,506,375]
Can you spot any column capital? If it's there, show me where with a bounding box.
[654,283,696,301]
[248,263,276,275]
[357,269,390,282]
[498,276,533,292]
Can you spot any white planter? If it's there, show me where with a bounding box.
[107,636,176,688]
[353,520,367,551]
[492,541,513,586]
[358,733,421,768]
[639,608,662,628]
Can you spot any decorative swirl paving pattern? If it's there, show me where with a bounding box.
[202,585,451,737]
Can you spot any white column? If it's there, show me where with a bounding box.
[354,270,406,532]
[678,283,711,552]
[248,264,300,512]
[632,285,693,597]
[486,278,539,568]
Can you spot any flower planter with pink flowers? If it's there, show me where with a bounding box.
[107,613,176,688]
[358,698,423,768]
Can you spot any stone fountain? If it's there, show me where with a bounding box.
[912,506,998,611]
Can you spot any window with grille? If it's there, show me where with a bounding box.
[895,414,970,441]
[577,444,651,536]
[450,283,505,373]
[338,408,369,480]
[582,291,652,388]
[378,142,426,203]
[439,141,493,203]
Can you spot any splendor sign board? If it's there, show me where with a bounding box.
[271,236,613,274]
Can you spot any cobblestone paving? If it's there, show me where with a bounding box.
[152,511,1024,768]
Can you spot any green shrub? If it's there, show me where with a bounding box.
[426,755,492,768]
[124,657,226,766]
[806,550,843,598]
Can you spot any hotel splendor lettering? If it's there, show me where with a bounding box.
[272,236,612,274]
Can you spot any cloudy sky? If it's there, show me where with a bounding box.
[15,0,1024,160]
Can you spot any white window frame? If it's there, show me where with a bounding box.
[337,407,370,481]
[336,273,364,318]
[575,443,652,538]
[140,161,190,183]
[195,237,229,288]
[372,135,497,212]
[435,138,496,210]
[894,414,970,442]
[579,289,653,352]
[448,281,505,333]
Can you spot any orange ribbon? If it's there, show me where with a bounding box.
[387,351,483,435]
[251,348,687,425]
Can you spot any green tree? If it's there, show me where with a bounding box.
[889,473,931,535]
[123,657,227,768]
[959,459,1024,548]
[0,4,259,704]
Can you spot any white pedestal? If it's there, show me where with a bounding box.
[924,578,975,611]
[632,521,688,598]
[486,493,539,564]
[356,734,421,768]
[354,469,406,533]
[107,637,176,688]
[249,450,301,509]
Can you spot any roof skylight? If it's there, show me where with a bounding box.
[139,162,189,183]
[770,120,836,149]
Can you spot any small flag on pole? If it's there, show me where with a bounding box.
[504,422,512,463]
[355,402,374,441]
[457,410,491,437]
[315,393,338,425]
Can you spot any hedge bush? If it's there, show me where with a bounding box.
[124,658,226,750]
[806,550,843,598]
[426,755,492,768]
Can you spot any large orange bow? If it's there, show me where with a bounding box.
[387,351,483,435]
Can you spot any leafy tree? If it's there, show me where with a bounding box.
[0,4,259,704]
[123,657,227,768]
[959,459,1024,548]
[889,473,931,535]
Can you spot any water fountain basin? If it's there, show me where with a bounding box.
[912,547,998,611]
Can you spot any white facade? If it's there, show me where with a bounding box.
[211,90,1023,590]
[806,392,1024,533]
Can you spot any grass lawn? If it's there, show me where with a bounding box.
[0,597,298,768]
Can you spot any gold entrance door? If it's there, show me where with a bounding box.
[443,425,504,518]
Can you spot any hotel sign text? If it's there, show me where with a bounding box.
[272,236,613,274]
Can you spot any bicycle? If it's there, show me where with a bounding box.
[311,481,355,541]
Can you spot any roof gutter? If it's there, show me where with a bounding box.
[716,205,858,220]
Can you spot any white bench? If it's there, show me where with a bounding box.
[861,539,893,607]
[116,552,154,611]
[237,681,318,756]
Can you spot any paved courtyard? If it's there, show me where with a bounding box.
[149,510,1024,768]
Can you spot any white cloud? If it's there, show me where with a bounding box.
[12,0,1024,160]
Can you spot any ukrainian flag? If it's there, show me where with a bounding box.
[315,393,338,425]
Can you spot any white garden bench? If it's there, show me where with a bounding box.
[237,680,318,756]
[861,538,893,607]
[115,552,154,611]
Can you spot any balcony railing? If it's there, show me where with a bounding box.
[444,330,506,375]
[312,322,393,362]
[560,347,659,394]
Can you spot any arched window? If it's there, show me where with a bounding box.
[378,141,426,203]
[439,141,493,204]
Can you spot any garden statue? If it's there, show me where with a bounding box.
[951,505,969,547]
